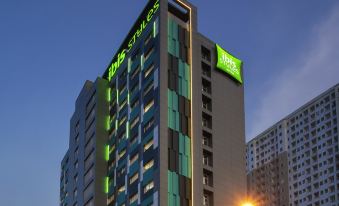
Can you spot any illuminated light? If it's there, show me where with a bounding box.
[105,145,110,161]
[104,176,109,194]
[242,203,254,206]
[153,21,156,38]
[116,89,119,104]
[126,122,130,139]
[141,55,144,70]
[107,88,111,102]
[106,116,110,131]
[128,58,131,73]
[127,92,130,105]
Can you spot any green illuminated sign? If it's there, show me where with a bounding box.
[108,0,159,81]
[216,44,243,84]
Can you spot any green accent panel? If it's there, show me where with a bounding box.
[176,60,191,99]
[187,156,192,178]
[168,89,172,107]
[168,107,172,129]
[172,20,178,40]
[168,171,180,206]
[176,133,192,178]
[185,136,190,155]
[169,88,180,131]
[182,154,188,177]
[168,171,173,194]
[168,18,179,57]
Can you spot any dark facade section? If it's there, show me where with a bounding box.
[247,152,289,206]
[59,78,109,206]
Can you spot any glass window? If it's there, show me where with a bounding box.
[118,149,126,160]
[131,98,139,110]
[84,166,94,186]
[144,46,154,62]
[144,138,153,152]
[130,116,140,130]
[143,118,154,133]
[129,193,138,204]
[143,181,154,194]
[144,99,154,113]
[118,185,125,194]
[129,172,138,185]
[143,81,154,97]
[144,32,152,45]
[131,66,140,80]
[83,182,94,201]
[143,159,154,172]
[129,153,139,166]
[144,63,154,79]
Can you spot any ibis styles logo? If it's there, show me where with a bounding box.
[107,0,159,81]
[216,44,243,84]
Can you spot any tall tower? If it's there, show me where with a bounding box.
[247,84,339,206]
[60,1,246,206]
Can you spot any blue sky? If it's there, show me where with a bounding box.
[0,0,339,205]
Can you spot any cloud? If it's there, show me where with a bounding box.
[247,4,339,140]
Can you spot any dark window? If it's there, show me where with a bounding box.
[201,46,211,62]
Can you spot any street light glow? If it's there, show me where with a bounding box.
[242,202,254,206]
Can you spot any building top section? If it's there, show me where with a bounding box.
[75,80,93,108]
[248,83,339,144]
[102,0,160,81]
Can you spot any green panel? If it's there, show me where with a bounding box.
[182,155,188,177]
[168,193,173,206]
[178,60,184,77]
[173,172,178,195]
[183,79,188,99]
[179,133,184,154]
[168,19,173,38]
[173,91,178,111]
[168,171,173,193]
[168,89,172,108]
[173,21,178,40]
[168,108,172,129]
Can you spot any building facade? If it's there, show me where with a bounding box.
[246,84,339,206]
[60,1,246,206]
